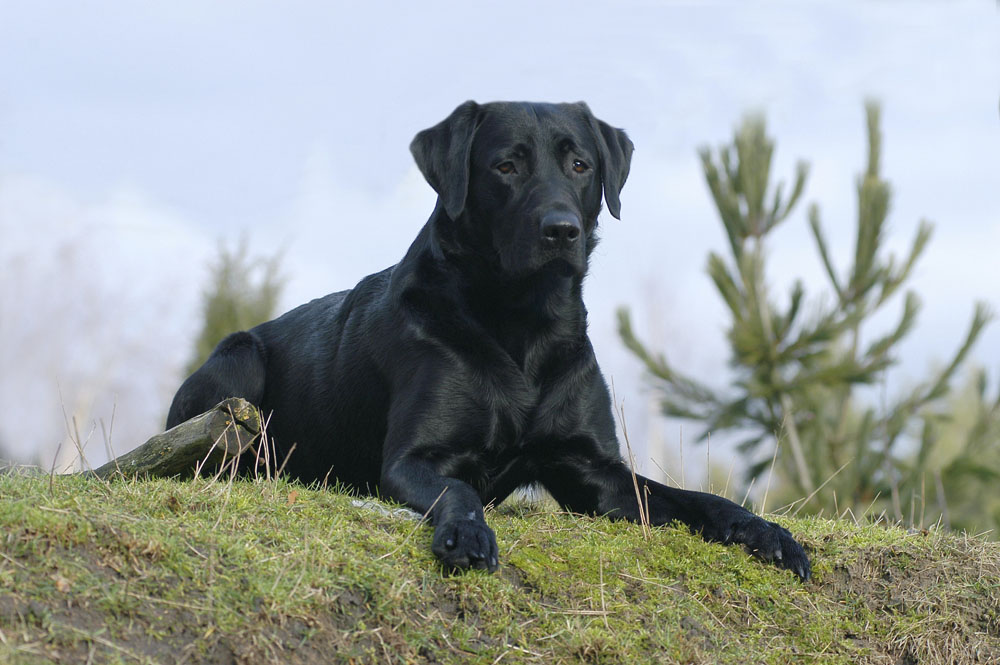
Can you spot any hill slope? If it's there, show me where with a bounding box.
[0,471,997,664]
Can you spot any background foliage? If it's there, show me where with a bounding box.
[618,102,999,535]
[185,238,284,376]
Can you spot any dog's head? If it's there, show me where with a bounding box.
[410,101,633,278]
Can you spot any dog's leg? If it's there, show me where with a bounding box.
[166,331,267,429]
[543,459,811,580]
[381,455,498,572]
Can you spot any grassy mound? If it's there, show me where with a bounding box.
[0,471,997,664]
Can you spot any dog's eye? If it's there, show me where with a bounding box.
[572,160,590,174]
[496,161,517,175]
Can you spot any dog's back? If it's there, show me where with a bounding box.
[167,268,395,488]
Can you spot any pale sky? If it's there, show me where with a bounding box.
[1,1,997,475]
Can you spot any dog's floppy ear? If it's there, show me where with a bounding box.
[410,101,480,220]
[578,103,634,220]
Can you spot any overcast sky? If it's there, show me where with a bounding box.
[1,1,997,475]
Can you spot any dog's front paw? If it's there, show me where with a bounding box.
[728,516,811,581]
[432,518,499,572]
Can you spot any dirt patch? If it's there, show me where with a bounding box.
[814,539,1000,664]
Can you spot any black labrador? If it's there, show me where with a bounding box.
[167,101,811,580]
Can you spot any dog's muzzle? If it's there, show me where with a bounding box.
[540,210,582,250]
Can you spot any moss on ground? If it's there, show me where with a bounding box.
[0,470,997,664]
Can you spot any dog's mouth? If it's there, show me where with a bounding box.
[490,249,584,283]
[541,254,584,278]
[483,216,588,280]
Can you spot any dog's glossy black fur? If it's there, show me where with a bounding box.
[167,101,811,580]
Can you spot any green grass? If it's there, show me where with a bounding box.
[0,470,997,664]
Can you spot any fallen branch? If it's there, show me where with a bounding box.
[90,398,260,480]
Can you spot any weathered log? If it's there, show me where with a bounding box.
[91,398,261,480]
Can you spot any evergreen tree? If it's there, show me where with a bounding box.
[618,102,995,529]
[926,368,1000,534]
[186,238,284,375]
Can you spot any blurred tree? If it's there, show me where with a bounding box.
[618,102,995,530]
[923,368,1000,534]
[186,238,284,375]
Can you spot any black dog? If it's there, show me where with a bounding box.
[168,101,810,580]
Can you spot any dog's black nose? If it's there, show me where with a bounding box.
[541,211,582,245]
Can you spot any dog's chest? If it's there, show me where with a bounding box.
[446,372,581,493]
[466,360,561,441]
